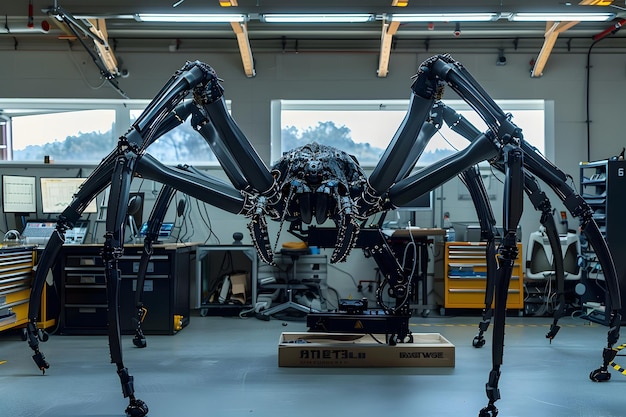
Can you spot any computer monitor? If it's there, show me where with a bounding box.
[2,175,37,213]
[396,191,432,211]
[139,222,174,239]
[40,177,98,214]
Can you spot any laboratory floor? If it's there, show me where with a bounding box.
[1,311,624,417]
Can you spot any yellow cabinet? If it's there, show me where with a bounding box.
[442,242,523,311]
[0,247,35,332]
[0,246,54,333]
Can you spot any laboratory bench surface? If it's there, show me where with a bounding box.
[0,312,624,417]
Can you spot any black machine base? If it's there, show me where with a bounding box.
[307,310,412,344]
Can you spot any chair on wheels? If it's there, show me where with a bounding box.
[525,227,581,316]
[526,227,581,281]
[262,247,320,316]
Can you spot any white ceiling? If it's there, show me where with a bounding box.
[1,1,625,53]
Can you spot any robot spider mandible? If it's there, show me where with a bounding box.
[24,54,622,417]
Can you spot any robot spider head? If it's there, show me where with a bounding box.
[248,142,367,264]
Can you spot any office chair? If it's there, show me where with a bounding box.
[525,227,581,316]
[526,227,581,281]
[261,247,320,316]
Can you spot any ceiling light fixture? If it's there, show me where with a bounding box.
[509,12,614,21]
[136,13,247,23]
[388,13,500,22]
[261,14,375,23]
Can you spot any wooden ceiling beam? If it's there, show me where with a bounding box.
[531,20,578,78]
[377,20,400,78]
[87,18,120,77]
[230,21,255,77]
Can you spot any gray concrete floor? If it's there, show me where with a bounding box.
[1,312,625,417]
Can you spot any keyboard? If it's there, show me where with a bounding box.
[22,222,56,238]
[22,220,89,245]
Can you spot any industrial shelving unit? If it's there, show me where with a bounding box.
[579,159,626,325]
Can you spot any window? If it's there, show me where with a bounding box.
[11,109,116,162]
[129,109,219,165]
[0,99,227,165]
[272,99,548,167]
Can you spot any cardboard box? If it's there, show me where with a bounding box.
[278,332,455,368]
[229,272,249,305]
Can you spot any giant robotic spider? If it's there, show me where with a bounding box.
[24,54,622,417]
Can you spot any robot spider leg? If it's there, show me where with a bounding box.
[458,166,498,349]
[26,152,117,373]
[131,184,177,349]
[405,54,536,416]
[521,142,622,382]
[425,51,618,406]
[524,174,566,341]
[103,154,149,417]
[190,89,280,263]
[442,101,568,342]
[365,82,438,207]
[479,143,524,417]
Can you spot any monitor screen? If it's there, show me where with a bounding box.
[395,191,432,211]
[2,175,37,213]
[139,222,174,238]
[40,178,98,214]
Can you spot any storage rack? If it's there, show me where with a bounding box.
[579,159,626,325]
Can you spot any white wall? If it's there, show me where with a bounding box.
[1,45,625,303]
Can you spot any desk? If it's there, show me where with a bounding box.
[195,245,258,316]
[385,228,445,317]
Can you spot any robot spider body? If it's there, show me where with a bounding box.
[23,54,622,417]
[263,142,368,263]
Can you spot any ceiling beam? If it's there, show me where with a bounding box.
[531,20,578,78]
[87,18,120,77]
[230,21,255,77]
[377,20,400,78]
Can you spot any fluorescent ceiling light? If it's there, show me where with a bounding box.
[262,14,375,23]
[136,13,247,23]
[389,13,500,22]
[510,12,614,21]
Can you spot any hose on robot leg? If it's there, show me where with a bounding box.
[132,304,148,348]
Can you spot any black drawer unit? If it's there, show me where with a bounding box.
[56,243,195,335]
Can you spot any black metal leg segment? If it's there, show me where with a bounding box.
[132,184,176,349]
[103,156,148,416]
[521,146,623,380]
[480,145,523,417]
[26,152,119,373]
[458,167,498,349]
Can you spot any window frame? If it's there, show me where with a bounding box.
[271,99,554,166]
[0,98,231,165]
